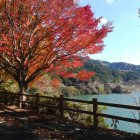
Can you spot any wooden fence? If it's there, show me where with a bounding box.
[0,91,140,128]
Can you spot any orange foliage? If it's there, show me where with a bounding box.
[51,78,61,89]
[0,0,113,92]
[76,70,95,81]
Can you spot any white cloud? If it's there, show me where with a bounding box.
[105,0,115,4]
[100,18,108,24]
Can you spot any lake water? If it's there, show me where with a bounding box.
[73,92,140,134]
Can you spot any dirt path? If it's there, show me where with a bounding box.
[0,105,139,140]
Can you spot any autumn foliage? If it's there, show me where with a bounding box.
[0,0,112,94]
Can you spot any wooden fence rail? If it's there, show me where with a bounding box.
[0,92,140,128]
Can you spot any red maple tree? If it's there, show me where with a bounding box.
[0,0,112,100]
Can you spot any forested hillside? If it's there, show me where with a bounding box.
[1,59,140,96]
[83,59,140,83]
[62,59,140,95]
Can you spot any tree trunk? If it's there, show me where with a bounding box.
[19,82,28,108]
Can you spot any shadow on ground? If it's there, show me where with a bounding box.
[0,105,140,140]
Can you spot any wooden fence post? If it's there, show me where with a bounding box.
[93,98,98,128]
[4,90,8,105]
[59,95,64,118]
[36,93,39,113]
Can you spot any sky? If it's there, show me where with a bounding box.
[80,0,140,65]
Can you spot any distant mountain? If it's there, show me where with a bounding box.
[83,59,140,82]
[105,62,140,72]
[86,59,140,72]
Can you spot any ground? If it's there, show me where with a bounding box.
[0,104,139,140]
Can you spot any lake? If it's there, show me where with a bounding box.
[73,92,140,134]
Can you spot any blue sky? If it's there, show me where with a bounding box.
[80,0,140,65]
